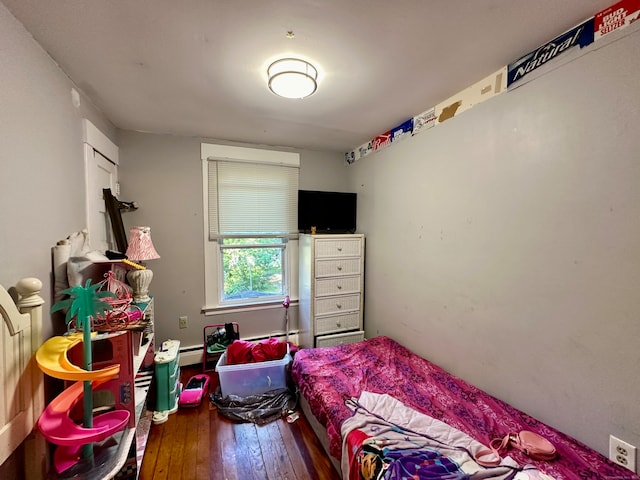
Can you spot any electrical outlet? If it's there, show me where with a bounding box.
[178,316,187,329]
[610,435,637,472]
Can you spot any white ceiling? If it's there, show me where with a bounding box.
[2,0,613,153]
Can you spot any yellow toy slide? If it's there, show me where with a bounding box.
[35,333,129,473]
[36,333,120,381]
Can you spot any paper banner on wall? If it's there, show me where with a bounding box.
[359,141,373,159]
[344,0,630,163]
[391,118,413,143]
[435,67,507,125]
[345,150,357,164]
[345,140,368,164]
[345,139,374,164]
[372,131,392,151]
[345,119,413,163]
[507,18,595,87]
[594,0,640,41]
[412,108,436,135]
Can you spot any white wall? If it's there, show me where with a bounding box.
[0,3,117,477]
[117,131,347,351]
[349,25,640,456]
[0,3,116,340]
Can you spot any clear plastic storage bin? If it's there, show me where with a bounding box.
[215,344,290,397]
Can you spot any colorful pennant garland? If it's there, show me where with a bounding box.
[345,0,640,164]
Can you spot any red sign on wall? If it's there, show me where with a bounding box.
[594,0,640,40]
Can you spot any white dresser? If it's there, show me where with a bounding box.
[299,233,365,348]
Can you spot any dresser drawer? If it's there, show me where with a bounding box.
[156,356,179,381]
[315,330,365,348]
[167,382,180,411]
[315,258,361,277]
[315,312,361,335]
[315,293,360,315]
[170,358,179,379]
[314,275,361,297]
[314,238,362,258]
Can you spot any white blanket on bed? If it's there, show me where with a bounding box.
[341,391,554,480]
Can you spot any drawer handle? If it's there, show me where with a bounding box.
[337,266,343,271]
[336,320,341,327]
[336,303,342,309]
[337,247,343,251]
[337,284,342,290]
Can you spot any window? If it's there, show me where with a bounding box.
[220,237,286,301]
[202,144,299,310]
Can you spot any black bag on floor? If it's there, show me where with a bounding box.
[210,386,297,425]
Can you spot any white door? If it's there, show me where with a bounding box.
[83,120,119,253]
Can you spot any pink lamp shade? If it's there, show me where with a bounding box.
[125,226,159,303]
[125,226,160,262]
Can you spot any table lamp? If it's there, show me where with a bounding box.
[125,226,160,303]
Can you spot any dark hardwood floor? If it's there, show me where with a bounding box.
[139,366,339,480]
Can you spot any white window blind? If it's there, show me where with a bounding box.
[208,160,299,238]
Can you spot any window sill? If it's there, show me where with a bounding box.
[201,298,298,316]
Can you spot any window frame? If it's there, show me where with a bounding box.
[201,143,299,312]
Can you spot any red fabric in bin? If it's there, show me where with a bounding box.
[252,337,286,362]
[226,340,254,365]
[226,338,287,365]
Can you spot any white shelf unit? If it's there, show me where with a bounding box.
[111,298,155,480]
[51,300,155,480]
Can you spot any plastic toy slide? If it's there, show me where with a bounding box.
[35,333,130,473]
[37,379,130,473]
[36,333,120,381]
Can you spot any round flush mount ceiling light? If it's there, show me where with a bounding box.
[267,58,318,99]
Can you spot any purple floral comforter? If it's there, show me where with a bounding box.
[291,336,637,480]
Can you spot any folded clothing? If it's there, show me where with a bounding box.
[226,337,287,365]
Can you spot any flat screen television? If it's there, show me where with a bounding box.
[298,190,357,234]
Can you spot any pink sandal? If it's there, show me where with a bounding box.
[490,431,557,461]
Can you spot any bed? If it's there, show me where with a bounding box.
[291,336,638,480]
[0,277,45,476]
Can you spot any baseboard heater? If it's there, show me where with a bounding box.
[178,330,299,367]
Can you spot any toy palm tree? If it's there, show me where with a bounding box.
[52,279,116,460]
